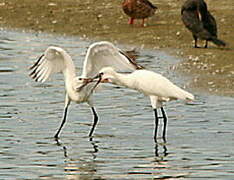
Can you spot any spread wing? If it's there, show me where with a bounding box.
[29,46,76,82]
[81,41,143,78]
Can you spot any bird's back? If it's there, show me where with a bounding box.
[202,11,217,37]
[129,70,194,101]
[122,0,157,19]
[181,0,213,40]
[181,8,203,34]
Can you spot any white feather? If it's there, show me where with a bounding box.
[29,41,141,138]
[82,41,138,78]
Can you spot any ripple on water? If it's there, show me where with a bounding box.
[0,29,234,179]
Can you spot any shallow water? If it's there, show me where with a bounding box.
[0,29,233,179]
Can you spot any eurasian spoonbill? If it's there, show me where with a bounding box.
[93,67,195,141]
[29,41,142,139]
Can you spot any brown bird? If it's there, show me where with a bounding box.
[122,0,157,26]
[181,0,226,48]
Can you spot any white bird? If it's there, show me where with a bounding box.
[29,41,142,139]
[93,67,195,142]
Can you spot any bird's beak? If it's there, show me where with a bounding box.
[88,72,104,93]
[76,73,103,92]
[82,78,94,83]
[92,72,104,80]
[91,72,111,83]
[76,78,94,92]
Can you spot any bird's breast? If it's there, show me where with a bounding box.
[65,85,89,104]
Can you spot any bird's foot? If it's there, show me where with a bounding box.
[54,133,59,140]
[128,18,134,25]
[89,137,93,142]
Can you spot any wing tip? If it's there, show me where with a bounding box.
[119,50,144,70]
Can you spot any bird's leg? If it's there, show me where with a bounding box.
[193,35,198,48]
[204,40,208,48]
[161,107,167,142]
[128,18,134,25]
[154,143,159,157]
[88,107,99,138]
[153,109,159,143]
[141,18,146,27]
[54,96,70,139]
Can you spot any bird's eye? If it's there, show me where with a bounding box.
[100,72,104,75]
[78,78,82,80]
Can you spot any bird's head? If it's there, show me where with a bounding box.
[45,46,64,60]
[97,67,117,83]
[76,76,95,92]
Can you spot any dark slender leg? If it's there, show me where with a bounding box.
[141,18,145,27]
[161,107,167,142]
[193,36,198,48]
[153,109,159,143]
[154,143,159,157]
[54,105,69,139]
[204,40,208,48]
[128,18,134,25]
[88,107,98,137]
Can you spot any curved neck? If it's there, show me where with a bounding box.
[62,53,76,87]
[112,72,133,88]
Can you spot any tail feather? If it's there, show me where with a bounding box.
[182,91,194,101]
[174,86,195,101]
[211,37,226,47]
[185,92,195,101]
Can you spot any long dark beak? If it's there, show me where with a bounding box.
[88,73,103,94]
[92,72,103,80]
[76,73,103,92]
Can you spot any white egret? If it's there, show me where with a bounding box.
[94,67,195,141]
[29,41,142,139]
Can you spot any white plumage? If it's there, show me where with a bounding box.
[29,41,141,139]
[96,67,195,141]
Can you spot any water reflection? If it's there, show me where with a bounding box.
[154,141,168,158]
[55,138,68,158]
[55,138,101,179]
[89,140,99,160]
[0,29,234,179]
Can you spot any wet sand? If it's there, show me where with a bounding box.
[0,0,233,96]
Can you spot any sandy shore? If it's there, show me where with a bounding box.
[0,0,233,96]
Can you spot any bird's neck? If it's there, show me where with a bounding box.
[63,69,76,83]
[62,55,77,88]
[113,72,133,88]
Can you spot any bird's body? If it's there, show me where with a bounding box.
[96,67,194,141]
[122,0,157,26]
[181,0,225,48]
[112,70,194,102]
[202,11,218,47]
[29,41,141,139]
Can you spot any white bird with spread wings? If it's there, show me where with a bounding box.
[29,41,142,139]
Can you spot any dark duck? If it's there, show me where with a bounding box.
[122,0,157,26]
[181,0,226,48]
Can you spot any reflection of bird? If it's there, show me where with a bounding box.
[29,41,142,139]
[181,0,226,48]
[122,0,157,26]
[95,67,194,142]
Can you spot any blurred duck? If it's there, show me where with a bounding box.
[122,0,157,26]
[181,0,226,48]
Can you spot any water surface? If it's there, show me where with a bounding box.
[0,29,233,179]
